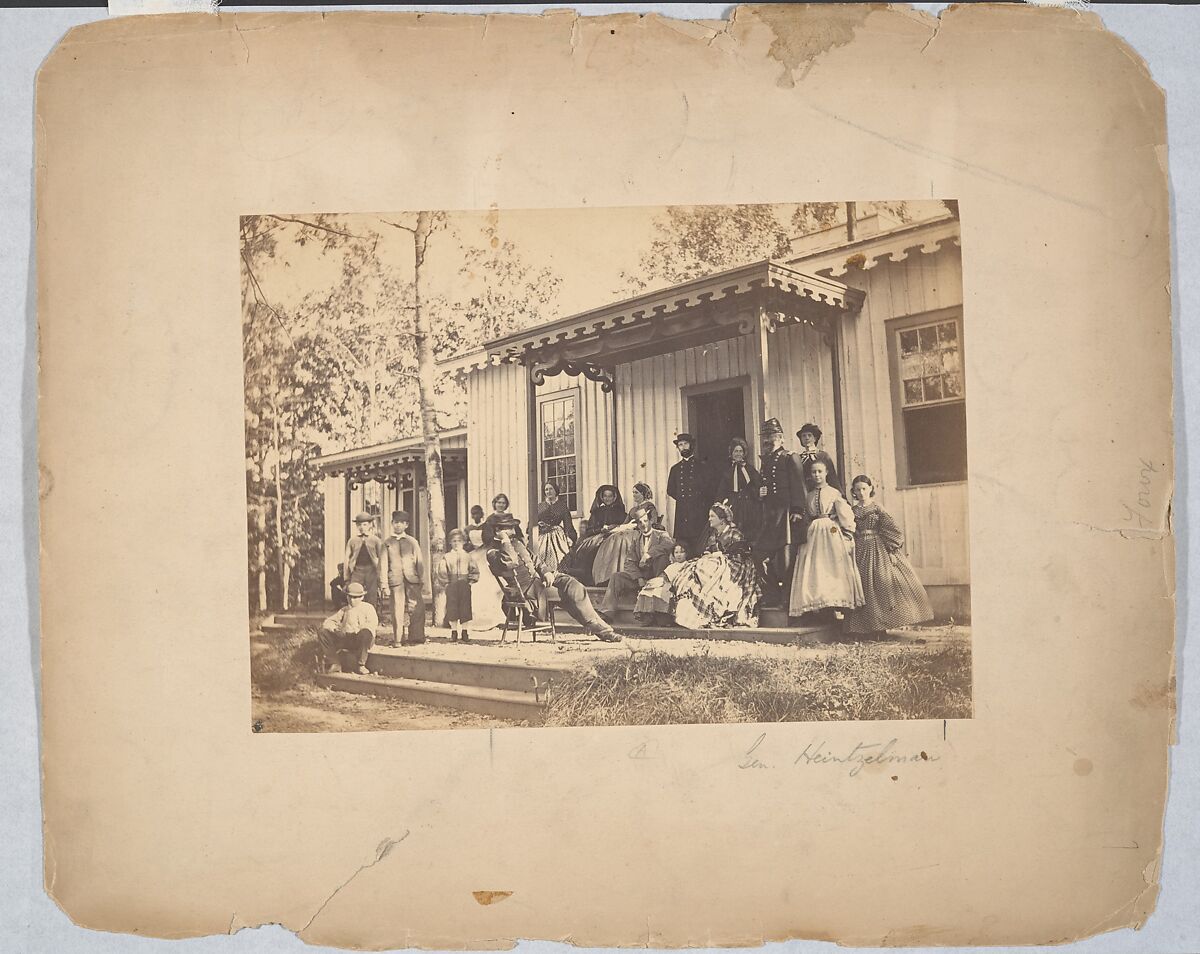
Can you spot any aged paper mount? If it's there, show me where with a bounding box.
[36,3,1173,949]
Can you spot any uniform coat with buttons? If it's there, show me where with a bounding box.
[752,446,806,555]
[667,454,712,555]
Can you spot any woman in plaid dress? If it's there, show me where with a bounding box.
[843,475,934,635]
[672,503,763,629]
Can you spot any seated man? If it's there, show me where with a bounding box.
[599,504,674,624]
[317,582,379,675]
[484,512,622,643]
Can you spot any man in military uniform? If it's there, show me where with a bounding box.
[666,432,711,556]
[752,418,806,608]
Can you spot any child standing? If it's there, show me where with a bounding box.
[843,475,934,636]
[436,528,480,642]
[788,460,864,620]
[634,542,690,625]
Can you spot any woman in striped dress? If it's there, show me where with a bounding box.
[843,475,934,636]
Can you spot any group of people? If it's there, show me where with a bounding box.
[319,418,933,672]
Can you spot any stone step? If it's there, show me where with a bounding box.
[364,651,571,694]
[315,672,545,722]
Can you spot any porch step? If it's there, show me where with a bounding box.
[554,620,838,645]
[364,651,571,694]
[315,673,545,722]
[579,586,799,630]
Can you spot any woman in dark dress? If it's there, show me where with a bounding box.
[591,482,664,586]
[557,485,627,586]
[713,437,761,540]
[532,482,577,572]
[795,423,843,495]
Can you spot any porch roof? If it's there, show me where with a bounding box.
[314,426,467,478]
[478,260,863,388]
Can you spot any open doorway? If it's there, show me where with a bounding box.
[684,380,750,466]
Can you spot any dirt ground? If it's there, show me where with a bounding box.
[251,684,526,733]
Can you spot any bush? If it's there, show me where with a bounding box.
[251,626,321,694]
[544,643,972,726]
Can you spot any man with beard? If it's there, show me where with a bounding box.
[752,418,806,608]
[666,432,711,556]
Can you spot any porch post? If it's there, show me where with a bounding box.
[526,368,539,527]
[828,318,848,486]
[748,301,771,435]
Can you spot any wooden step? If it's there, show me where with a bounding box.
[554,620,837,645]
[316,672,546,722]
[365,651,571,694]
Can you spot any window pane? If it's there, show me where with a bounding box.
[938,321,958,343]
[944,372,963,398]
[905,403,968,484]
[923,375,944,401]
[899,329,919,356]
[901,353,923,379]
[942,350,961,374]
[918,326,938,352]
[903,379,924,405]
[923,353,943,375]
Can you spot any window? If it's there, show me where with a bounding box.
[538,392,578,512]
[891,315,967,486]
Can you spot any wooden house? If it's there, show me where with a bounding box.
[316,213,968,618]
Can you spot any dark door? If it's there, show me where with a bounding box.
[686,386,746,466]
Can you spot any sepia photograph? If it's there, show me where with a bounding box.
[243,201,970,731]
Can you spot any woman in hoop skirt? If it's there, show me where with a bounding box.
[591,482,664,586]
[465,501,506,631]
[671,502,763,629]
[788,460,864,620]
[843,474,934,636]
[557,485,626,586]
[531,482,577,572]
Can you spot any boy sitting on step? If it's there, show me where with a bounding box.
[317,582,378,675]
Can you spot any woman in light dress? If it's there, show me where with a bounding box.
[591,482,664,587]
[531,482,577,572]
[464,503,505,631]
[671,503,763,629]
[843,475,934,636]
[788,460,864,620]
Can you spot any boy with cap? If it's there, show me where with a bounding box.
[380,510,426,645]
[318,581,378,675]
[344,512,384,608]
[666,432,711,556]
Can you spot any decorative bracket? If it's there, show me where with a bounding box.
[529,355,615,393]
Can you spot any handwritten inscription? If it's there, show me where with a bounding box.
[738,732,940,777]
[1121,458,1161,529]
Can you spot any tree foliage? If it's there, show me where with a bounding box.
[241,212,562,612]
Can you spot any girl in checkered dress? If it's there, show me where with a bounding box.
[843,475,934,635]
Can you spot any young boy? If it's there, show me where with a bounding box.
[329,562,349,608]
[318,582,378,675]
[435,528,479,642]
[344,512,384,607]
[380,510,425,646]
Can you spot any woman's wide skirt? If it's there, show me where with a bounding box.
[673,553,762,629]
[788,517,865,616]
[532,525,572,573]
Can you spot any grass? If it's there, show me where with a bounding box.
[250,626,320,694]
[543,642,973,726]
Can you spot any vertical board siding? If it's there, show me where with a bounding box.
[467,361,530,523]
[842,243,967,582]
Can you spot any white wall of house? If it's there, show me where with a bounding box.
[462,220,969,609]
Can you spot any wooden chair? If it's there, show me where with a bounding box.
[498,579,557,647]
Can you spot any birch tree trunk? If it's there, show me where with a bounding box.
[412,211,446,612]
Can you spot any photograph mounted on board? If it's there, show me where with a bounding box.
[242,201,971,732]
